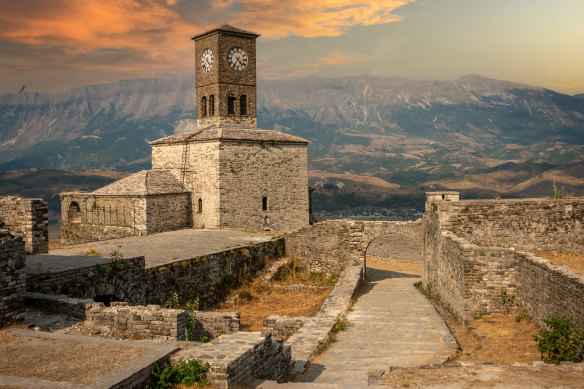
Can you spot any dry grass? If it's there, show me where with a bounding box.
[214,261,335,332]
[536,251,584,275]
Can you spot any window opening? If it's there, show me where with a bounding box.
[201,96,207,117]
[209,94,215,116]
[198,198,203,213]
[228,93,236,115]
[240,94,247,116]
[262,196,268,211]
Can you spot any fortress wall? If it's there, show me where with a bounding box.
[435,198,584,253]
[27,255,147,305]
[0,196,48,254]
[60,194,147,243]
[144,238,285,309]
[423,196,584,327]
[146,193,191,234]
[0,230,26,323]
[186,142,221,229]
[285,220,422,273]
[219,141,309,232]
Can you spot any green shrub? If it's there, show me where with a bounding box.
[149,360,210,388]
[534,315,584,364]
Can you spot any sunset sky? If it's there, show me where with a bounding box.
[1,0,583,95]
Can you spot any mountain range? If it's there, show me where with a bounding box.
[1,74,583,196]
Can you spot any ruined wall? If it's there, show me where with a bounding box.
[423,194,584,327]
[60,194,147,243]
[436,198,584,253]
[0,196,48,254]
[285,219,422,273]
[27,256,147,305]
[219,141,309,232]
[0,230,26,323]
[145,238,285,309]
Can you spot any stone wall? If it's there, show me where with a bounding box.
[60,193,191,243]
[172,332,291,388]
[0,196,48,254]
[27,255,147,305]
[87,302,187,341]
[423,193,584,328]
[0,230,26,323]
[145,238,285,309]
[219,141,309,232]
[24,292,94,319]
[262,316,305,342]
[285,219,422,273]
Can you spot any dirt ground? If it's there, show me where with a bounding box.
[0,331,146,385]
[214,262,335,332]
[536,251,584,275]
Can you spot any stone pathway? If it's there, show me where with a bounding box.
[299,266,458,386]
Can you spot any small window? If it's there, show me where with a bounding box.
[209,95,215,116]
[68,202,81,223]
[262,196,268,211]
[240,94,247,116]
[228,93,236,115]
[198,198,203,213]
[201,96,207,117]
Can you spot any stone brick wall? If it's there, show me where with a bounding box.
[423,194,584,328]
[0,196,48,254]
[219,141,309,232]
[195,311,240,339]
[434,198,584,253]
[60,193,191,243]
[285,219,422,273]
[27,255,147,305]
[262,316,306,341]
[145,238,285,309]
[0,230,26,323]
[24,292,94,319]
[86,302,187,341]
[172,332,291,388]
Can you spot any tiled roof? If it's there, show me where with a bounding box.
[191,24,260,40]
[91,170,188,195]
[150,127,309,146]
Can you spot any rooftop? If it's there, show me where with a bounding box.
[191,24,260,41]
[150,127,309,146]
[91,169,187,196]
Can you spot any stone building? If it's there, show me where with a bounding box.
[61,25,309,243]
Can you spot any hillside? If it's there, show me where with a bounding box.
[1,75,584,187]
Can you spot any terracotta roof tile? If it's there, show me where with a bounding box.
[91,170,188,195]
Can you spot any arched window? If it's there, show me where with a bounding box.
[262,196,268,211]
[209,94,215,116]
[201,96,207,117]
[198,198,203,213]
[68,202,81,223]
[228,93,236,115]
[240,94,247,116]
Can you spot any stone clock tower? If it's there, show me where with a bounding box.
[192,25,260,128]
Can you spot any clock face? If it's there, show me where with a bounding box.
[227,47,248,71]
[201,48,213,72]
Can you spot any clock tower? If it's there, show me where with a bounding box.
[192,24,260,128]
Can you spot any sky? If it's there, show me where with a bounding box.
[1,0,583,95]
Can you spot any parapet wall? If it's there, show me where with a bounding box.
[0,230,26,323]
[0,196,48,254]
[423,193,584,329]
[285,219,422,273]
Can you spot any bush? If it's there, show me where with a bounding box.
[149,360,210,388]
[534,315,584,364]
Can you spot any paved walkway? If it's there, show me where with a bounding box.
[299,266,458,386]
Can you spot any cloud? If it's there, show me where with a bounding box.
[0,0,413,92]
[259,50,362,79]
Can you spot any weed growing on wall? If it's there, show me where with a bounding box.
[313,313,351,356]
[163,292,202,341]
[534,315,584,364]
[149,360,210,388]
[83,248,101,256]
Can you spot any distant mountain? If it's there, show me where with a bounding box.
[1,74,584,188]
[574,93,584,100]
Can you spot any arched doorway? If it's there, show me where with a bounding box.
[363,233,422,282]
[68,202,81,223]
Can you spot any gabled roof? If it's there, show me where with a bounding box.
[91,170,188,196]
[150,127,309,146]
[191,24,260,41]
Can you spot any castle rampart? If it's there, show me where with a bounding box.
[0,229,26,323]
[0,196,48,254]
